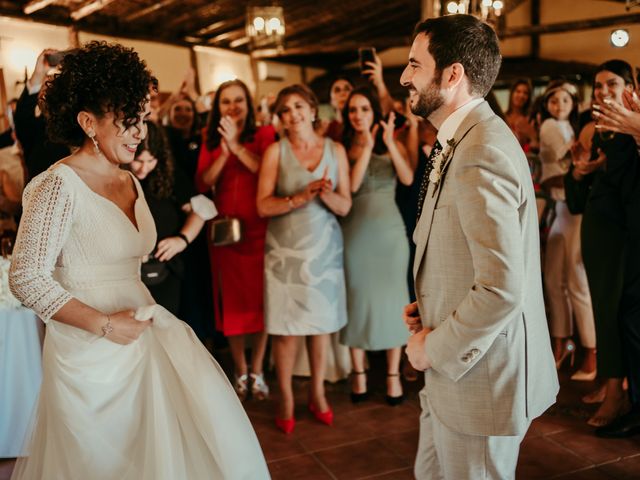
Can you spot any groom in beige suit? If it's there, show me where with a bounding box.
[401,14,558,479]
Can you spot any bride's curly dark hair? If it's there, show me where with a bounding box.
[41,41,154,147]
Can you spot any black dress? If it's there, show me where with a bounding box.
[163,126,215,341]
[564,132,640,379]
[141,167,193,314]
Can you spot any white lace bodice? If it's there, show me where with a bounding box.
[9,164,156,321]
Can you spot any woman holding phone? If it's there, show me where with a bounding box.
[257,84,351,434]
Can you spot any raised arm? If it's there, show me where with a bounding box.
[362,53,394,116]
[381,112,414,186]
[196,141,230,192]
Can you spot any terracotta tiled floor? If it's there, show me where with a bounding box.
[2,351,640,479]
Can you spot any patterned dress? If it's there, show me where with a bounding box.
[264,138,347,335]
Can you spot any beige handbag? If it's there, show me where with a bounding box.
[210,171,243,246]
[210,216,243,246]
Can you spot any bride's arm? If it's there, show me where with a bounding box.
[9,171,150,343]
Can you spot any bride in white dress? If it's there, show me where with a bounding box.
[8,41,270,479]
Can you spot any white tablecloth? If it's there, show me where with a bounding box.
[0,308,43,458]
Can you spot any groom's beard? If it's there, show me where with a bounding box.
[410,80,444,119]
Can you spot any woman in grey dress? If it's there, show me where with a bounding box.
[339,88,413,405]
[257,85,351,434]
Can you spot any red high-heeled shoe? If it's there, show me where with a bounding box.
[275,416,295,434]
[308,402,334,426]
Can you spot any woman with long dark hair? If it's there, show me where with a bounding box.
[565,59,639,430]
[196,79,276,401]
[130,121,215,314]
[339,87,413,404]
[506,79,538,150]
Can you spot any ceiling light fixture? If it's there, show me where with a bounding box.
[444,0,504,21]
[610,28,630,47]
[246,5,285,51]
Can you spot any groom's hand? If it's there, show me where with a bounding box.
[403,302,423,334]
[406,328,432,371]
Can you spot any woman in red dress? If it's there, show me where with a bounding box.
[196,79,276,400]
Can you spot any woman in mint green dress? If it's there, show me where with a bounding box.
[340,88,414,405]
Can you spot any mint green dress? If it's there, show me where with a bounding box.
[340,152,410,350]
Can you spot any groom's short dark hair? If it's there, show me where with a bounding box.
[415,14,501,97]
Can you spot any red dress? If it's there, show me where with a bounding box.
[196,125,276,336]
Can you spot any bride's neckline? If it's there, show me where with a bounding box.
[57,163,141,233]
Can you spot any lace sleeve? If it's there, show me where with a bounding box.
[9,170,74,322]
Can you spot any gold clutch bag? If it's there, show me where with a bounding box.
[210,217,243,246]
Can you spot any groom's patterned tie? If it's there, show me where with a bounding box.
[416,139,442,221]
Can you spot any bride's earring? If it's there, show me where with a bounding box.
[88,131,102,156]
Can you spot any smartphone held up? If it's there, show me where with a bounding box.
[45,49,76,67]
[358,47,376,75]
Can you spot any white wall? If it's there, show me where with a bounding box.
[193,45,255,94]
[0,16,325,105]
[538,0,640,68]
[78,31,192,92]
[0,17,69,98]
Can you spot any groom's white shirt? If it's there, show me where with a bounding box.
[435,97,483,147]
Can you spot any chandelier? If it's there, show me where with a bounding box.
[246,5,286,51]
[445,0,504,21]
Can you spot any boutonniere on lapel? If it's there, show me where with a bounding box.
[429,138,457,197]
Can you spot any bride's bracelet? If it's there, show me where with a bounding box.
[101,315,113,337]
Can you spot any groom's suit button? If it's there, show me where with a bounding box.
[461,355,471,363]
[470,348,480,357]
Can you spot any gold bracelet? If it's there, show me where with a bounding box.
[101,315,113,337]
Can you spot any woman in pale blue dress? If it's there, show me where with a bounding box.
[257,85,351,434]
[339,88,413,405]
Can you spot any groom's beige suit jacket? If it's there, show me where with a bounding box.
[414,100,559,437]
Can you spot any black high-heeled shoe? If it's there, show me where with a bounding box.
[350,370,369,403]
[386,373,404,406]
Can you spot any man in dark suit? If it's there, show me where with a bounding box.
[14,49,69,179]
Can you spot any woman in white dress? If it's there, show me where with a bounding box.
[8,41,270,480]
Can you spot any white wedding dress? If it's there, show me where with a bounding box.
[9,164,270,480]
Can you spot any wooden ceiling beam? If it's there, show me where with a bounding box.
[285,1,411,44]
[317,9,413,47]
[22,0,56,15]
[164,1,225,29]
[205,25,246,45]
[501,12,640,38]
[70,0,116,21]
[124,0,181,22]
[250,37,411,59]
